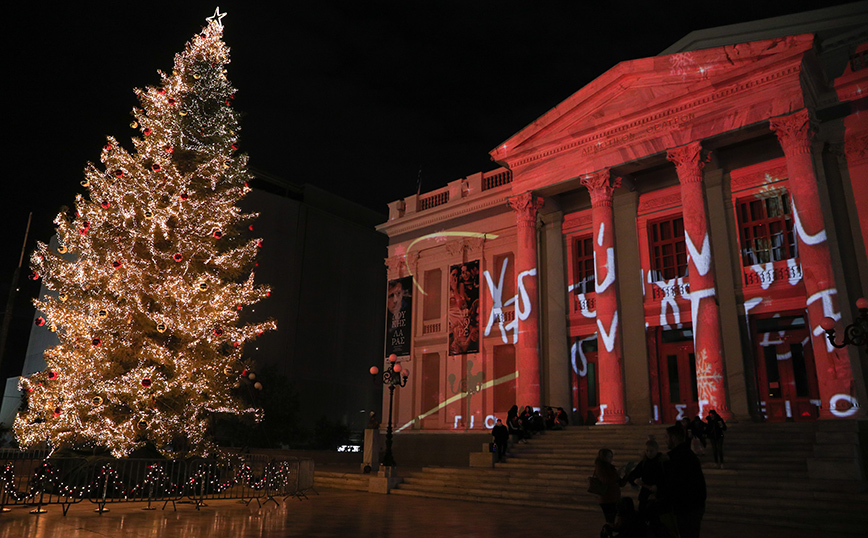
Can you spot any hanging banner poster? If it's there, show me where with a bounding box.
[385,276,413,357]
[449,260,480,356]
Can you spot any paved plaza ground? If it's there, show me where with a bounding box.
[0,487,845,538]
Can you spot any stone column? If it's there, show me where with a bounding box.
[667,142,731,420]
[770,110,855,419]
[508,192,544,409]
[580,170,627,424]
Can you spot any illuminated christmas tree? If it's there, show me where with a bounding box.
[14,9,276,458]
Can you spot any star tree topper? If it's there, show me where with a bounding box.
[207,7,227,28]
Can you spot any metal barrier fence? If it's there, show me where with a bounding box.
[0,451,314,516]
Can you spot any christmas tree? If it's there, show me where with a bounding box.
[14,9,276,459]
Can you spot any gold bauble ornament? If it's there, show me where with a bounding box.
[179,110,188,116]
[98,310,108,319]
[80,179,89,187]
[92,396,103,406]
[172,69,179,76]
[130,121,138,128]
[144,210,153,220]
[193,74,201,80]
[156,323,167,333]
[199,282,208,290]
[59,293,68,302]
[223,366,233,375]
[58,245,67,254]
[49,324,57,333]
[137,420,148,430]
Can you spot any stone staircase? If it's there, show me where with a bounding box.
[384,422,868,535]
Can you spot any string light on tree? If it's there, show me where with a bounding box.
[14,11,276,459]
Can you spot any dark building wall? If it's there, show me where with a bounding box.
[244,188,387,437]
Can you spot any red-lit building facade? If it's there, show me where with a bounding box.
[376,5,868,433]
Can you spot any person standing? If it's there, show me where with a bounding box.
[705,409,727,468]
[491,418,510,462]
[661,424,706,538]
[594,448,622,525]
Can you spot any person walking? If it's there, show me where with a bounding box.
[594,448,622,525]
[491,418,510,462]
[705,409,727,468]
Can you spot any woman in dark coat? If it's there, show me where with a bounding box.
[594,448,621,524]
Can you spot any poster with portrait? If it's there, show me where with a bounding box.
[448,260,480,355]
[385,276,413,357]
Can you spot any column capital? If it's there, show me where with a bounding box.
[384,255,406,280]
[580,169,621,208]
[769,109,816,156]
[508,192,544,229]
[666,141,707,184]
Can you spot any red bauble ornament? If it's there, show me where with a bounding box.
[168,98,176,105]
[157,88,165,95]
[180,192,189,200]
[104,143,113,151]
[35,317,46,326]
[266,291,271,297]
[230,93,236,100]
[143,128,151,136]
[165,145,174,153]
[214,328,224,336]
[241,369,248,377]
[233,341,240,348]
[112,260,122,268]
[225,100,232,106]
[257,240,263,247]
[200,33,207,39]
[115,170,124,177]
[48,370,57,380]
[141,378,152,388]
[152,163,161,171]
[213,230,223,239]
[92,338,101,347]
[29,272,39,280]
[101,200,111,209]
[236,304,242,310]
[173,253,183,262]
[54,407,61,417]
[231,144,238,150]
[256,331,264,337]
[248,225,254,231]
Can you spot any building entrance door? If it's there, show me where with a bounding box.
[657,329,699,424]
[571,337,599,424]
[754,315,819,421]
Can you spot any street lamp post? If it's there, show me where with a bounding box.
[821,298,868,351]
[370,353,409,467]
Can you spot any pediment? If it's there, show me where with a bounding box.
[491,34,814,170]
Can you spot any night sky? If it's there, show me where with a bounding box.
[1,0,857,379]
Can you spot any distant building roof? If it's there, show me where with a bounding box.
[660,1,868,55]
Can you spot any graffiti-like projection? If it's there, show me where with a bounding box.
[597,312,619,353]
[571,335,595,377]
[594,249,616,293]
[483,258,536,345]
[685,231,712,276]
[829,394,859,418]
[404,231,499,295]
[394,370,519,433]
[791,203,827,245]
[807,288,840,353]
[750,262,775,290]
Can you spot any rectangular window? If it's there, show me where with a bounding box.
[423,269,441,321]
[648,217,688,281]
[738,191,797,266]
[764,346,782,399]
[421,352,441,414]
[667,355,681,403]
[493,345,516,413]
[573,236,595,294]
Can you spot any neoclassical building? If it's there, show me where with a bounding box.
[376,4,868,433]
